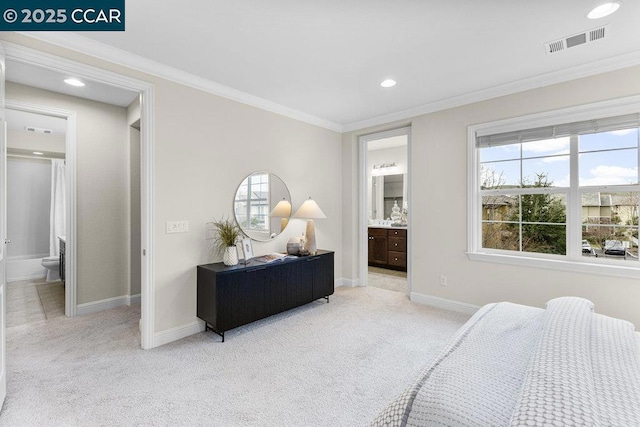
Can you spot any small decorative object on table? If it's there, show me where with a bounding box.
[254,253,289,263]
[287,237,301,255]
[210,216,242,266]
[241,238,253,264]
[298,233,309,256]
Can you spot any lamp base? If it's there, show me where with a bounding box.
[305,219,317,255]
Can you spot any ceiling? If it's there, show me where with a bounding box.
[5,109,67,136]
[6,60,139,107]
[368,135,407,151]
[12,0,640,131]
[5,109,67,159]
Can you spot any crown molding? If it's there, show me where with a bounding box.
[342,49,640,133]
[15,32,343,133]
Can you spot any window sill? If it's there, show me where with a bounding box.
[467,251,640,279]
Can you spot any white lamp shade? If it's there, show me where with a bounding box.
[293,198,326,219]
[269,199,292,218]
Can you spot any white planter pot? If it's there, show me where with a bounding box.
[223,245,239,266]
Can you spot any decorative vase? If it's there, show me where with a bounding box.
[287,237,301,255]
[223,245,239,266]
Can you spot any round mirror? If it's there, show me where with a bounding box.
[233,172,292,241]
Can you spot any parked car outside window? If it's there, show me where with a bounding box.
[603,240,626,256]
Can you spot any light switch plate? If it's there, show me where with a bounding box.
[166,220,189,233]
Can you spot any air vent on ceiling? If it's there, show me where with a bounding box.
[544,25,608,55]
[25,126,53,134]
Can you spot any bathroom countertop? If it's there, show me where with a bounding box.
[367,225,408,229]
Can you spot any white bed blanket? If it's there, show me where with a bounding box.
[372,297,640,427]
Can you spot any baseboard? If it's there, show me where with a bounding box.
[76,294,142,316]
[7,274,47,283]
[335,278,359,288]
[410,292,480,315]
[153,320,204,348]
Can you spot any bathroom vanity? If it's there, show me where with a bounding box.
[59,237,65,283]
[368,226,407,271]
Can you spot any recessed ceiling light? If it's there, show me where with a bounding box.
[588,2,621,19]
[33,151,44,155]
[380,79,396,88]
[64,78,85,87]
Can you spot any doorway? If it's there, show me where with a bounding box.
[4,108,67,324]
[2,43,155,349]
[359,127,411,295]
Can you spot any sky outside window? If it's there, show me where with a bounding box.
[481,129,639,188]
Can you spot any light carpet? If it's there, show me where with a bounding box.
[1,286,470,426]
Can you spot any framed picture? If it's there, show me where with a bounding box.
[241,238,254,261]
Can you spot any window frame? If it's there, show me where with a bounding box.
[467,95,640,278]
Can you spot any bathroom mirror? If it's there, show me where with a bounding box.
[371,173,407,220]
[233,172,292,241]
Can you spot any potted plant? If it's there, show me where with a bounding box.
[211,217,242,266]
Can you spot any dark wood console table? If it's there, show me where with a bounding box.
[197,250,334,342]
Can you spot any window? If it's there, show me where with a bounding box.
[234,173,270,235]
[469,98,640,276]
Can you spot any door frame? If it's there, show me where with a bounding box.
[2,42,156,349]
[5,101,77,317]
[358,126,412,295]
[0,42,7,407]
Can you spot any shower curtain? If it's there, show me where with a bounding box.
[50,159,66,257]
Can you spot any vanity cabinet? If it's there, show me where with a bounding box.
[368,228,388,265]
[197,250,334,341]
[368,227,407,271]
[59,237,66,283]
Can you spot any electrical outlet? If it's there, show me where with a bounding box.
[440,275,448,286]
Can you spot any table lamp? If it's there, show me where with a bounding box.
[293,197,326,255]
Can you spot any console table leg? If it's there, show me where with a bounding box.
[212,330,224,342]
[204,323,225,342]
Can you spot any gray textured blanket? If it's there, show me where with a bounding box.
[372,297,640,426]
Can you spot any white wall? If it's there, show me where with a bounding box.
[6,156,51,259]
[7,129,65,154]
[343,65,640,327]
[6,81,130,305]
[152,80,342,332]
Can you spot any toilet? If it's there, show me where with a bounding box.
[41,256,60,282]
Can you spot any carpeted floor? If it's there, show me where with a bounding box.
[1,286,470,426]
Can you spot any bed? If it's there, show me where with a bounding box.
[372,297,640,426]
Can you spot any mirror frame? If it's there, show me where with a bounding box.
[233,171,292,241]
